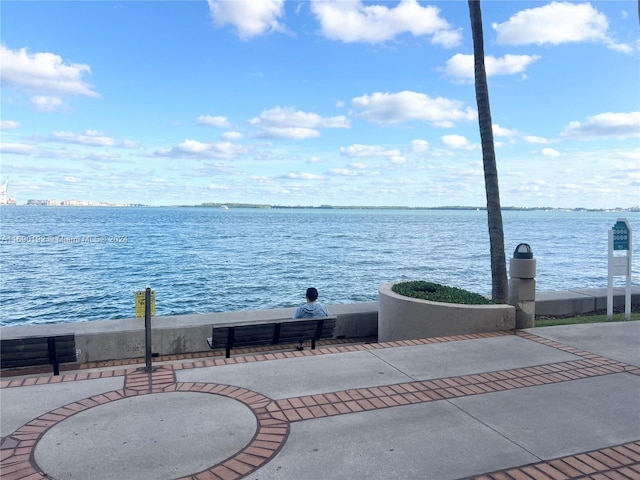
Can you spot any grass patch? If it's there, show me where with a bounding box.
[392,281,496,305]
[535,312,640,327]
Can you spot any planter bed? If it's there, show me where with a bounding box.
[378,282,515,343]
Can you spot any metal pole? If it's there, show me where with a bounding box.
[607,230,613,321]
[145,287,152,371]
[626,226,632,321]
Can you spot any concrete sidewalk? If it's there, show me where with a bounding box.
[1,322,639,480]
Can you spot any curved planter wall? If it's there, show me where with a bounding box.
[378,282,516,343]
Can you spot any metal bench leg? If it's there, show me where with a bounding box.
[311,319,325,350]
[48,337,60,376]
[225,327,235,359]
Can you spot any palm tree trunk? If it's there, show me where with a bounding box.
[468,0,508,302]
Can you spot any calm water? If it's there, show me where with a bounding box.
[1,206,638,326]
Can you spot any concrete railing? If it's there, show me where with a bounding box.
[0,287,637,364]
[0,303,378,364]
[535,287,639,316]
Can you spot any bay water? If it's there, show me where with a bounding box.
[1,206,637,326]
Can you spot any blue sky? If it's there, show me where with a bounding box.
[1,0,638,208]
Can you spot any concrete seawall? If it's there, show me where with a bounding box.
[1,287,637,364]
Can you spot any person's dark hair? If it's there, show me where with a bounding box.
[306,287,319,301]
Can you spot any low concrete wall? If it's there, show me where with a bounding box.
[536,287,640,316]
[0,287,637,364]
[378,283,516,343]
[0,303,378,364]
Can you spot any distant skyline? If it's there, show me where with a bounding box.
[1,1,639,209]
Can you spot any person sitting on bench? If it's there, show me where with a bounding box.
[293,287,329,350]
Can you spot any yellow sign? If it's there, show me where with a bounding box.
[135,290,156,317]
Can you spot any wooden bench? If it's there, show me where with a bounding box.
[0,334,77,375]
[207,316,337,358]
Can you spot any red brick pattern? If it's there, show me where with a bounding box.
[1,330,638,480]
[468,441,640,479]
[270,354,629,423]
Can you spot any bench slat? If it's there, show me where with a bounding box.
[2,357,57,368]
[278,320,326,343]
[208,317,337,358]
[2,339,75,354]
[211,324,277,349]
[1,334,76,375]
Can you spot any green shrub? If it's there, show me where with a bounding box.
[391,281,496,305]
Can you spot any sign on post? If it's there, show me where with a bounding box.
[612,220,630,251]
[135,289,156,317]
[607,219,632,320]
[135,288,155,372]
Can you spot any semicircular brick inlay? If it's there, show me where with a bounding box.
[2,367,290,480]
[35,391,258,480]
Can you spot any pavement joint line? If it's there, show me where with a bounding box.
[446,391,546,469]
[1,330,638,479]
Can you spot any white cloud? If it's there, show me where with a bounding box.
[281,172,323,180]
[86,151,120,162]
[63,176,82,183]
[441,134,476,150]
[562,112,640,140]
[1,45,99,99]
[439,53,540,82]
[221,131,244,141]
[410,139,429,152]
[256,127,320,140]
[541,148,561,157]
[431,28,462,49]
[310,0,460,46]
[197,115,231,128]
[493,124,518,137]
[328,168,360,177]
[523,135,549,144]
[30,96,64,112]
[155,139,245,159]
[122,140,141,149]
[351,90,475,127]
[250,106,350,139]
[0,142,38,155]
[52,130,115,147]
[207,0,285,40]
[251,107,350,129]
[208,184,230,190]
[0,120,20,130]
[390,155,407,165]
[492,2,632,53]
[328,167,380,177]
[340,144,401,158]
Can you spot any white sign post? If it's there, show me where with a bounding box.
[607,218,632,320]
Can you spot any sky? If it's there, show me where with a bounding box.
[1,0,639,208]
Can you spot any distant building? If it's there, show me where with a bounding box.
[27,199,61,206]
[26,198,143,207]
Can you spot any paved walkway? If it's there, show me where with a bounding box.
[1,322,639,480]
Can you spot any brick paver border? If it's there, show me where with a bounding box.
[1,330,638,480]
[468,440,640,480]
